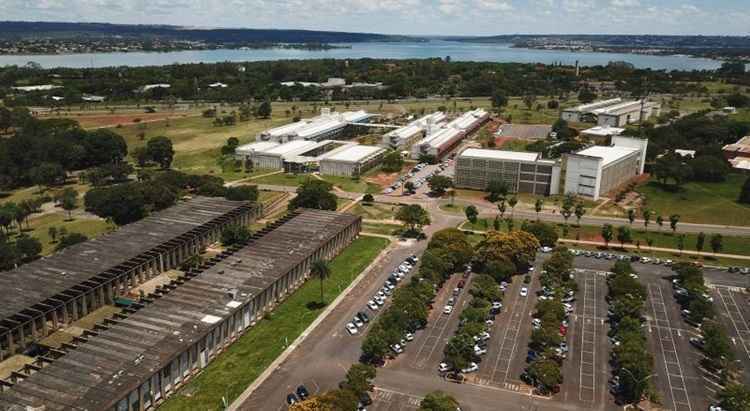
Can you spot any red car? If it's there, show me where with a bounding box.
[559,325,568,336]
[458,280,466,289]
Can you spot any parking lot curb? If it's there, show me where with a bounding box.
[227,238,397,410]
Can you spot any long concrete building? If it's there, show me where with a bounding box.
[564,136,648,200]
[561,98,660,126]
[0,197,260,362]
[411,109,489,160]
[454,148,561,195]
[0,209,361,411]
[381,112,447,150]
[258,109,371,143]
[319,145,387,177]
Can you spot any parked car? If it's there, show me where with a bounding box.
[367,300,379,311]
[391,344,403,354]
[461,362,479,373]
[474,345,488,355]
[296,385,310,400]
[346,323,359,335]
[353,317,364,328]
[405,333,414,342]
[357,311,370,323]
[438,362,451,373]
[520,287,528,297]
[443,305,453,314]
[287,393,299,405]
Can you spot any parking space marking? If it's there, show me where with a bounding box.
[373,388,423,410]
[714,287,750,360]
[648,284,693,411]
[489,277,533,385]
[578,272,598,402]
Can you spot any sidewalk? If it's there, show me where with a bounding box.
[558,239,750,261]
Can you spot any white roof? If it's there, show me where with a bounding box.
[568,98,622,113]
[264,140,318,156]
[12,84,62,92]
[341,110,370,123]
[575,145,639,167]
[236,141,279,153]
[419,127,463,149]
[730,157,750,170]
[675,149,696,158]
[460,148,540,162]
[263,120,309,137]
[323,145,385,163]
[449,109,488,131]
[296,118,345,138]
[582,126,626,136]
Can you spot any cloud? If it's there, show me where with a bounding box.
[610,0,639,7]
[475,0,513,11]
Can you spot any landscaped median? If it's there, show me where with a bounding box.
[160,235,389,411]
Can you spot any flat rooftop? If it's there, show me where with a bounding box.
[575,145,639,167]
[0,197,251,326]
[460,148,540,162]
[0,209,359,411]
[496,124,551,140]
[323,145,385,163]
[235,141,279,153]
[263,140,319,156]
[581,126,625,136]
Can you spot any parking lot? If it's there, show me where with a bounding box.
[712,285,750,382]
[371,387,423,410]
[560,269,611,407]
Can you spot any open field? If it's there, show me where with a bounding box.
[361,222,402,236]
[160,235,389,411]
[636,174,750,226]
[12,213,111,255]
[348,202,400,221]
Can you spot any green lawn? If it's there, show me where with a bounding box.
[13,213,111,255]
[160,236,389,411]
[438,203,466,215]
[321,175,382,194]
[349,202,400,220]
[251,173,314,187]
[636,175,750,226]
[361,222,402,236]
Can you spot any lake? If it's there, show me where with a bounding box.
[0,40,724,71]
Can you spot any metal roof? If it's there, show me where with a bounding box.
[575,145,640,167]
[322,145,385,163]
[460,148,540,162]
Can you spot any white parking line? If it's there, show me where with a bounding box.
[648,284,692,411]
[715,287,750,360]
[578,272,597,402]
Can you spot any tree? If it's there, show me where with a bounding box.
[601,224,614,248]
[561,194,574,225]
[535,199,543,220]
[578,88,597,104]
[427,175,452,196]
[48,226,58,243]
[710,233,723,254]
[702,322,734,370]
[342,363,375,396]
[497,200,506,219]
[465,205,478,224]
[524,221,558,247]
[220,224,252,246]
[508,196,518,217]
[669,214,680,233]
[574,202,585,226]
[690,155,730,182]
[289,179,337,211]
[617,226,632,249]
[676,234,685,256]
[443,333,474,371]
[486,180,509,202]
[419,391,460,411]
[311,259,331,305]
[396,204,431,234]
[220,137,240,156]
[362,193,374,204]
[256,100,272,118]
[404,181,416,194]
[717,383,750,411]
[491,91,508,110]
[56,232,88,251]
[523,94,536,110]
[225,185,259,202]
[528,358,562,394]
[656,215,664,232]
[642,209,652,232]
[15,235,41,262]
[696,232,705,253]
[146,136,175,169]
[739,177,750,204]
[627,209,636,225]
[29,162,65,190]
[84,183,148,225]
[381,150,404,173]
[61,188,78,220]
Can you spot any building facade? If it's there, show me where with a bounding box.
[564,136,648,200]
[454,148,561,196]
[258,109,371,143]
[411,109,489,160]
[319,145,387,177]
[0,210,361,411]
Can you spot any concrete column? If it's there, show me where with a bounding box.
[18,327,26,350]
[6,332,14,358]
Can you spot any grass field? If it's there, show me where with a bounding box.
[636,175,750,226]
[361,222,402,236]
[13,213,110,255]
[348,202,400,221]
[160,236,389,411]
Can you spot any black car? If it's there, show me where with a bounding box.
[359,392,373,406]
[357,311,370,323]
[296,385,310,400]
[286,393,299,405]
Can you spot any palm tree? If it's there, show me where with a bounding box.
[311,259,331,305]
[535,199,543,221]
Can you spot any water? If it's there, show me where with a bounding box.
[0,40,723,71]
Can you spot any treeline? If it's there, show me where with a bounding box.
[84,170,258,225]
[1,58,743,105]
[0,107,128,189]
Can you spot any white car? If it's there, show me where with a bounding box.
[474,345,488,355]
[532,318,542,329]
[520,287,528,297]
[491,301,503,311]
[353,317,364,328]
[461,362,479,373]
[405,333,414,342]
[346,323,359,335]
[438,362,450,373]
[367,300,379,310]
[541,246,553,253]
[375,297,385,306]
[391,344,403,354]
[443,305,453,315]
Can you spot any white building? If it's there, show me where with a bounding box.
[11,84,63,92]
[259,109,371,143]
[564,136,648,200]
[454,148,561,196]
[411,109,489,160]
[561,98,623,123]
[247,140,320,170]
[381,112,447,150]
[319,145,387,177]
[580,125,625,139]
[561,98,660,127]
[138,84,171,93]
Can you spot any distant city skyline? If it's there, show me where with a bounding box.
[1,0,748,36]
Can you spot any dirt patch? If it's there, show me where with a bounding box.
[365,164,412,189]
[495,136,515,147]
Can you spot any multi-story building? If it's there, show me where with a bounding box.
[454,148,561,196]
[564,136,648,200]
[380,112,447,151]
[258,109,371,143]
[411,109,489,160]
[561,98,660,126]
[319,145,387,177]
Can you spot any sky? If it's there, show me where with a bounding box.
[1,0,748,36]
